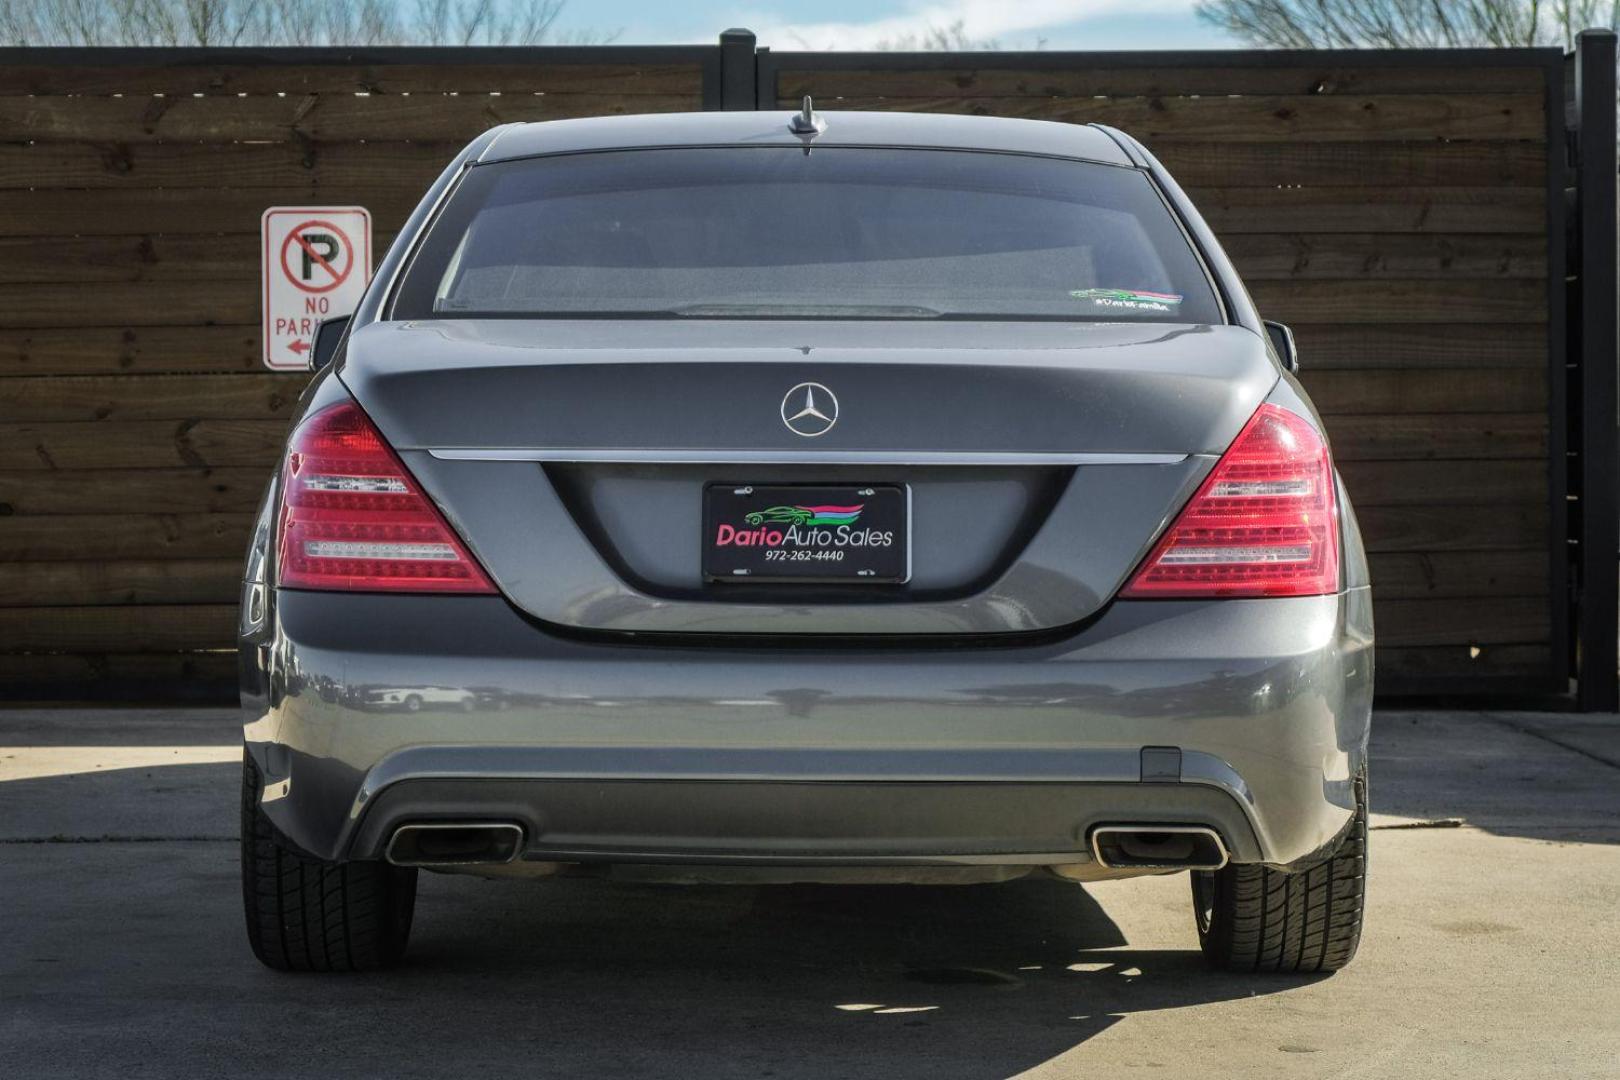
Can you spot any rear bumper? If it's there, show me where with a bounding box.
[342,761,1265,867]
[243,588,1373,870]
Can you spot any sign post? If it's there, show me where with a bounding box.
[261,207,372,370]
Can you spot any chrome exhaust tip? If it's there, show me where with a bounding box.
[386,822,525,868]
[1090,825,1229,871]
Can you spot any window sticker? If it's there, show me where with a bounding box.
[1069,288,1183,313]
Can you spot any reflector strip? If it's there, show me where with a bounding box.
[303,541,460,561]
[301,475,410,494]
[1157,545,1312,565]
[1209,479,1312,497]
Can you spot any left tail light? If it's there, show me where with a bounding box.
[276,400,496,594]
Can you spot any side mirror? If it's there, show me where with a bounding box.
[1263,320,1299,374]
[309,315,351,372]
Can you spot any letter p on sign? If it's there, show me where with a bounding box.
[262,207,372,370]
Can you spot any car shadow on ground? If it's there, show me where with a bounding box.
[299,870,1321,1078]
[1,756,1321,1079]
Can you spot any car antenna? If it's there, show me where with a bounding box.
[788,95,825,137]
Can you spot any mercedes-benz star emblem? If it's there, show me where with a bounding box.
[781,382,838,437]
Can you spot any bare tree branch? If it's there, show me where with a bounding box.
[1198,0,1618,48]
[0,0,606,44]
[873,19,1010,51]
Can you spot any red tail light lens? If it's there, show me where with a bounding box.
[277,401,495,593]
[1121,403,1339,598]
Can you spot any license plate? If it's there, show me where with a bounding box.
[703,483,910,583]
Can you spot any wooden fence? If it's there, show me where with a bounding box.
[757,46,1573,696]
[0,45,724,696]
[0,34,1609,702]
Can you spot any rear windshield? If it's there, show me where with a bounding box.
[391,147,1224,324]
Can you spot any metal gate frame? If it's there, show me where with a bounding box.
[1569,30,1618,711]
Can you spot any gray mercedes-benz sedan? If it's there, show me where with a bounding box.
[239,108,1372,974]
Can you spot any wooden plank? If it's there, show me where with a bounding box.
[0,468,270,514]
[1287,324,1545,369]
[0,138,1544,197]
[0,137,1547,194]
[0,186,1547,239]
[1188,187,1545,234]
[0,558,239,606]
[1225,234,1546,281]
[0,91,698,143]
[0,188,1550,244]
[0,513,254,561]
[0,650,237,692]
[1337,460,1544,507]
[793,94,1545,140]
[774,64,1548,99]
[0,188,421,237]
[1304,367,1545,414]
[1377,643,1551,679]
[0,420,286,470]
[0,234,397,286]
[0,281,260,328]
[1149,141,1546,188]
[0,327,268,377]
[1325,413,1547,461]
[1357,504,1544,552]
[1373,596,1549,646]
[1366,551,1548,599]
[0,141,455,191]
[1247,279,1545,324]
[0,235,258,286]
[0,374,302,422]
[0,605,239,652]
[0,61,706,96]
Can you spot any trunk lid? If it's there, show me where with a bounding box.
[342,319,1277,635]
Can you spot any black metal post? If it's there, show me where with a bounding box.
[1574,29,1618,711]
[718,28,757,111]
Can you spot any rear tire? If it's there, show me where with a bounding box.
[1191,777,1366,973]
[240,753,418,972]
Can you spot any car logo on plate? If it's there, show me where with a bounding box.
[781,382,838,438]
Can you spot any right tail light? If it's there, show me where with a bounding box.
[1120,403,1340,598]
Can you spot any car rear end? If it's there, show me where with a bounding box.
[239,111,1372,974]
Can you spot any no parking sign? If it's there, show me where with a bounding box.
[261,207,372,370]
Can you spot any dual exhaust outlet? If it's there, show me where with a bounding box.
[387,822,525,868]
[1090,825,1229,871]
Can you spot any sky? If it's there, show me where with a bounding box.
[550,1,1240,51]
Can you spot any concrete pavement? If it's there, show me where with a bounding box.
[1,708,1617,1079]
